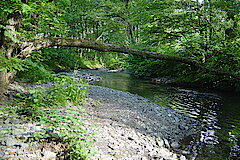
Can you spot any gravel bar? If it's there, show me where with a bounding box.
[81,85,199,159]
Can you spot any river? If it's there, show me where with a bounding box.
[87,70,240,159]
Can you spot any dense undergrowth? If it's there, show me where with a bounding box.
[127,56,240,92]
[2,72,95,159]
[33,48,126,71]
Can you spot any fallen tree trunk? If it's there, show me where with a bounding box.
[20,37,240,80]
[21,37,197,65]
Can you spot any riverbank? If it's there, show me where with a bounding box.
[82,85,198,159]
[0,80,199,159]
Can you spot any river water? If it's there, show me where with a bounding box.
[91,71,240,159]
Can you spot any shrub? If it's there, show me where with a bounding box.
[16,59,53,83]
[13,75,93,159]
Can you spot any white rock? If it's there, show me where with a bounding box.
[156,138,164,147]
[42,151,57,159]
[180,155,187,160]
[163,139,170,148]
[170,141,180,149]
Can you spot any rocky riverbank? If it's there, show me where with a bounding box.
[0,83,66,159]
[0,76,199,159]
[81,85,198,159]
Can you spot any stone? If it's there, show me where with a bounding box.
[180,155,187,160]
[11,129,24,136]
[128,137,134,140]
[0,151,5,157]
[163,139,170,148]
[170,141,180,149]
[159,148,173,157]
[13,144,22,149]
[42,151,57,159]
[181,150,190,155]
[26,154,37,158]
[10,118,22,124]
[8,151,16,155]
[156,138,164,147]
[5,138,18,147]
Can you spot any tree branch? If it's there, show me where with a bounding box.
[20,37,240,80]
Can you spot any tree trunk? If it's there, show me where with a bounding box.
[0,71,14,99]
[0,12,21,97]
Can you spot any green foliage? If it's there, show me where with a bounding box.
[16,59,52,83]
[15,88,46,116]
[1,0,240,91]
[126,0,240,90]
[16,74,88,114]
[62,0,131,44]
[0,52,24,72]
[13,75,92,159]
[127,56,181,77]
[47,74,88,106]
[29,0,130,71]
[105,56,126,70]
[39,48,84,70]
[128,55,239,90]
[1,0,240,90]
[38,47,126,70]
[38,107,94,159]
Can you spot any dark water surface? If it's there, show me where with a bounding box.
[92,71,240,159]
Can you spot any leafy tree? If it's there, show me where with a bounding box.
[127,0,240,89]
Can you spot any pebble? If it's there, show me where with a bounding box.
[170,141,181,149]
[0,151,5,157]
[163,139,171,148]
[180,155,187,160]
[181,150,190,155]
[156,138,164,147]
[0,115,62,160]
[42,150,57,159]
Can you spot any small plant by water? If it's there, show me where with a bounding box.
[4,74,94,159]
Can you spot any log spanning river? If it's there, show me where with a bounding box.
[89,70,240,160]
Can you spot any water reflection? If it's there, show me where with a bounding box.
[92,71,240,159]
